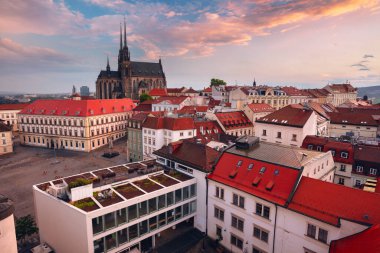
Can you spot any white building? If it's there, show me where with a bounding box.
[154,139,221,233]
[141,116,196,159]
[33,160,197,253]
[206,111,254,137]
[18,99,134,152]
[0,195,17,253]
[0,122,13,155]
[207,136,380,253]
[323,83,357,106]
[0,103,28,131]
[151,96,192,112]
[255,104,319,147]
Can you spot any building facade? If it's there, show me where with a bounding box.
[351,145,380,188]
[126,113,148,162]
[151,96,192,112]
[96,20,166,100]
[0,103,28,131]
[18,99,134,152]
[33,161,197,253]
[0,122,13,155]
[323,83,357,106]
[141,117,196,159]
[255,104,319,147]
[208,111,254,137]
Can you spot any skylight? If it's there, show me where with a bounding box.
[248,164,254,170]
[237,160,243,167]
[259,167,266,174]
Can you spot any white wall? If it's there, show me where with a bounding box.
[0,214,17,253]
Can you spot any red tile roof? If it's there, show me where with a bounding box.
[0,103,29,110]
[142,116,195,131]
[328,111,378,126]
[208,152,301,206]
[203,87,212,92]
[153,96,189,105]
[281,86,305,96]
[256,104,313,127]
[215,111,253,130]
[167,87,186,93]
[148,88,167,96]
[354,145,380,164]
[153,139,220,172]
[247,103,275,113]
[289,177,380,226]
[329,224,380,253]
[194,120,224,143]
[301,136,354,164]
[327,83,357,93]
[177,106,209,115]
[19,99,135,117]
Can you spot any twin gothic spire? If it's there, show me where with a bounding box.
[120,16,128,50]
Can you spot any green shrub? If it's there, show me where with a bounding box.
[68,178,92,191]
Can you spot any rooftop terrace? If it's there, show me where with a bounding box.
[34,160,193,212]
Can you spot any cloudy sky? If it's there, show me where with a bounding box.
[0,0,379,93]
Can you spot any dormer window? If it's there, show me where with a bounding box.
[341,152,348,159]
[307,144,313,150]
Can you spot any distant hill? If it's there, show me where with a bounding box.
[357,86,380,101]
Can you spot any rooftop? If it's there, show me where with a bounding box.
[153,96,189,105]
[246,103,275,113]
[289,177,380,226]
[142,116,195,131]
[208,147,301,206]
[35,160,193,213]
[228,136,325,169]
[153,139,220,172]
[329,224,380,253]
[215,111,253,130]
[148,88,168,97]
[256,104,314,127]
[19,99,135,117]
[0,103,29,110]
[328,111,378,126]
[354,145,380,164]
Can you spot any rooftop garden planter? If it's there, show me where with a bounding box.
[72,197,99,212]
[114,184,144,199]
[68,178,92,191]
[133,179,163,192]
[150,174,179,187]
[93,190,123,207]
[37,182,51,191]
[167,170,192,182]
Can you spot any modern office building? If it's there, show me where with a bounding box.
[33,160,197,253]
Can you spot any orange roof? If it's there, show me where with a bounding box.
[177,106,209,114]
[148,88,167,96]
[256,104,313,127]
[203,87,212,92]
[247,103,275,113]
[153,96,189,105]
[289,177,380,226]
[19,99,135,117]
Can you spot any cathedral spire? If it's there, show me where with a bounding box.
[123,15,127,48]
[120,22,122,50]
[106,56,110,72]
[253,77,257,87]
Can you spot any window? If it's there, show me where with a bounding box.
[340,164,346,172]
[214,206,224,221]
[215,186,224,200]
[356,166,363,173]
[276,132,281,139]
[232,193,245,209]
[291,134,297,141]
[307,224,316,238]
[317,146,322,151]
[318,228,328,243]
[188,131,192,136]
[253,246,267,253]
[370,168,377,175]
[338,178,345,185]
[230,234,243,250]
[216,226,222,239]
[262,129,267,136]
[307,144,313,150]
[256,203,270,219]
[341,152,348,158]
[355,180,361,187]
[180,132,184,137]
[231,215,244,231]
[253,226,269,243]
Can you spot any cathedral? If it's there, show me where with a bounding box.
[96,20,167,100]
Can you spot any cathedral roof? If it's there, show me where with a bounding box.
[98,70,120,79]
[130,61,164,77]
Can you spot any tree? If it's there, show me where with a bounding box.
[139,93,153,103]
[15,215,39,243]
[210,78,226,87]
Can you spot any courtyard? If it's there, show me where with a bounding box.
[0,137,130,217]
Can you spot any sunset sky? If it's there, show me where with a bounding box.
[0,0,379,93]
